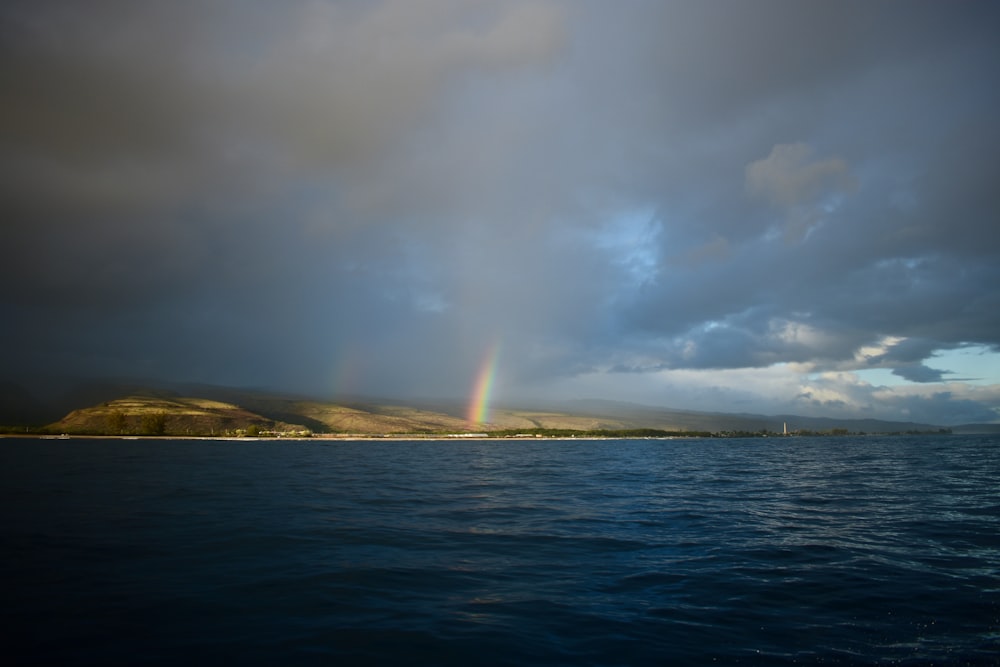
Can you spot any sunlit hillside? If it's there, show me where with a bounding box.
[25,388,952,438]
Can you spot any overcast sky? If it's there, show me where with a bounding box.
[3,1,999,424]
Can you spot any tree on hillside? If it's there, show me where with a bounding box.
[141,412,167,436]
[107,410,127,435]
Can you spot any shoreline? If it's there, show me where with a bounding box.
[0,433,699,442]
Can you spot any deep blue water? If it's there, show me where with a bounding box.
[1,435,998,666]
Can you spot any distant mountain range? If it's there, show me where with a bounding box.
[0,380,980,436]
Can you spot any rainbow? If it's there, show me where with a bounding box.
[467,343,501,425]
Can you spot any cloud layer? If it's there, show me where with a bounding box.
[3,1,999,423]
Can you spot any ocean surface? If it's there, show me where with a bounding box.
[1,435,998,666]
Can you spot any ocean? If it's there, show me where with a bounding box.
[1,435,998,665]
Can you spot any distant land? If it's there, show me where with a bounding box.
[0,380,980,438]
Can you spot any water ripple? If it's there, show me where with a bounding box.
[1,435,998,665]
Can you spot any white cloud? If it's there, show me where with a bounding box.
[2,2,998,425]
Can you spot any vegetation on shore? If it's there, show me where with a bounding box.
[483,427,951,439]
[0,390,954,438]
[30,395,311,438]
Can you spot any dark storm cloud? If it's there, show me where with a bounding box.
[2,1,998,421]
[892,365,948,384]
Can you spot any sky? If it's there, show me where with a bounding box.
[2,0,999,425]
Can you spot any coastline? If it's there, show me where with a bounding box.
[1,433,696,442]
